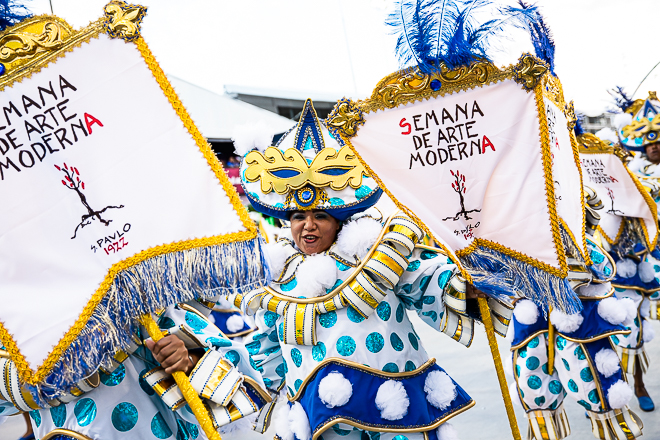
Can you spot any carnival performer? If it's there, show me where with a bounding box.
[606,90,660,412]
[0,298,271,439]
[227,99,515,440]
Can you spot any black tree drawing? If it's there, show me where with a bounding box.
[55,163,124,239]
[606,187,624,215]
[442,170,481,221]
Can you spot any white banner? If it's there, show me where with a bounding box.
[0,33,251,374]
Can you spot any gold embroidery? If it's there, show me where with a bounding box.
[103,1,146,42]
[512,54,548,90]
[325,98,365,138]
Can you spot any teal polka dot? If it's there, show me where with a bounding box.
[567,379,578,392]
[405,361,416,372]
[264,311,279,327]
[574,345,586,360]
[611,335,620,345]
[588,389,600,404]
[390,333,404,351]
[330,198,345,206]
[336,260,350,271]
[400,284,412,295]
[556,336,567,350]
[550,399,559,410]
[50,404,66,428]
[515,364,521,377]
[250,357,263,372]
[111,402,138,432]
[393,436,409,440]
[206,336,232,348]
[347,306,365,323]
[295,379,303,391]
[151,412,173,439]
[422,310,438,321]
[541,363,549,374]
[278,323,284,341]
[158,316,176,329]
[355,185,371,200]
[185,311,208,333]
[176,420,199,439]
[408,333,419,350]
[528,336,540,349]
[419,276,432,293]
[312,342,326,361]
[281,278,297,292]
[562,358,570,371]
[549,380,563,395]
[577,400,591,410]
[437,270,452,289]
[265,346,281,356]
[590,250,605,264]
[264,378,273,388]
[74,398,97,427]
[396,304,404,323]
[526,356,540,370]
[376,301,391,321]
[406,261,421,272]
[269,330,279,343]
[29,410,41,428]
[320,311,338,328]
[333,425,352,436]
[382,362,399,373]
[100,364,126,386]
[520,389,525,398]
[534,396,546,406]
[225,350,240,366]
[291,348,303,367]
[420,251,438,260]
[276,361,287,378]
[246,340,261,355]
[527,375,542,389]
[366,332,385,353]
[422,295,435,305]
[580,367,594,382]
[519,348,528,358]
[337,336,356,356]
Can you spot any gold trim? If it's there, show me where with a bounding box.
[624,167,659,250]
[415,244,448,256]
[580,341,607,410]
[42,429,94,440]
[289,357,437,401]
[511,329,631,351]
[0,13,257,386]
[611,283,660,293]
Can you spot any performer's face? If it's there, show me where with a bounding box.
[646,142,660,164]
[290,210,340,255]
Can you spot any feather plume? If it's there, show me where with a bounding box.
[0,0,31,31]
[609,86,635,112]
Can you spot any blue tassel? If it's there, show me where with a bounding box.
[34,237,271,401]
[0,0,31,31]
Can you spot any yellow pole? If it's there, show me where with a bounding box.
[477,297,522,440]
[141,314,222,440]
[547,306,555,375]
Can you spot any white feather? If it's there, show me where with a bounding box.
[264,242,291,278]
[424,371,457,410]
[595,127,618,144]
[295,254,337,298]
[289,401,311,440]
[232,121,275,156]
[643,319,655,342]
[640,298,650,319]
[226,314,245,333]
[607,380,633,409]
[616,259,637,278]
[274,404,294,440]
[638,262,656,283]
[217,296,233,309]
[318,371,352,408]
[437,422,460,440]
[335,217,383,259]
[598,297,628,325]
[594,348,621,378]
[509,381,523,407]
[578,282,612,297]
[613,112,633,131]
[375,380,409,420]
[513,300,539,325]
[550,309,583,333]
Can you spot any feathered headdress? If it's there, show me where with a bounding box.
[0,0,31,31]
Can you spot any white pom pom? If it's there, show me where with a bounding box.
[509,382,523,407]
[638,262,656,283]
[424,371,457,410]
[264,242,291,278]
[232,121,275,156]
[513,300,539,325]
[503,353,513,377]
[595,348,621,378]
[226,314,245,333]
[607,380,633,409]
[643,319,655,342]
[295,254,337,298]
[595,127,618,144]
[617,259,637,278]
[598,297,628,325]
[375,380,409,420]
[289,402,311,440]
[578,282,612,297]
[613,112,633,131]
[619,297,638,322]
[274,404,294,440]
[318,372,352,408]
[550,309,583,333]
[336,217,382,259]
[640,298,650,319]
[437,422,460,440]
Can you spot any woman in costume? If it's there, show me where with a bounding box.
[606,90,660,412]
[229,99,513,440]
[506,183,644,440]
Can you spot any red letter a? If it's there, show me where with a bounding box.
[84,113,104,134]
[482,135,495,153]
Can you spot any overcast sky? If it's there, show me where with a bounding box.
[25,0,660,116]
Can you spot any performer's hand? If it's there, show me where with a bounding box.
[466,283,488,299]
[145,335,194,375]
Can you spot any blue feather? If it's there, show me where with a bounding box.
[574,113,586,136]
[0,0,31,31]
[609,86,635,112]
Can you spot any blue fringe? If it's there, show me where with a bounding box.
[461,246,582,317]
[35,237,271,401]
[0,0,31,31]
